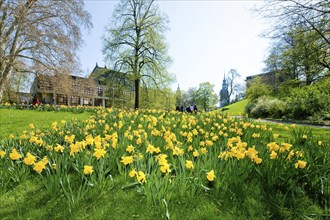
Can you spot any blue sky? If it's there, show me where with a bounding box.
[79,0,271,93]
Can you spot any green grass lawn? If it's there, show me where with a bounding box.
[1,107,328,142]
[254,120,330,143]
[219,99,249,116]
[0,109,92,138]
[0,108,329,219]
[0,176,227,220]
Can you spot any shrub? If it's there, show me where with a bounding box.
[315,76,330,95]
[277,79,301,98]
[245,100,256,116]
[285,85,330,120]
[249,96,286,118]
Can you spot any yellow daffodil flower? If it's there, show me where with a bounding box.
[121,156,134,165]
[84,165,93,175]
[9,148,22,161]
[0,150,6,158]
[93,148,106,159]
[206,169,216,181]
[270,151,277,159]
[295,160,307,169]
[185,160,194,169]
[23,152,36,165]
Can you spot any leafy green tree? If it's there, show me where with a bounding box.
[90,67,134,108]
[180,91,189,107]
[8,61,32,95]
[186,87,197,105]
[103,0,173,109]
[195,82,218,111]
[175,85,182,107]
[177,87,197,108]
[264,28,329,86]
[246,77,272,101]
[2,67,33,104]
[140,87,175,110]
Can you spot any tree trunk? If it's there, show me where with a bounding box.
[0,86,4,102]
[305,65,312,85]
[0,67,13,102]
[134,78,140,109]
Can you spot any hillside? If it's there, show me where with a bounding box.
[219,99,248,116]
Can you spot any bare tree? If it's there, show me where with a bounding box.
[226,69,241,104]
[258,0,330,84]
[102,0,173,109]
[258,0,330,45]
[0,0,92,101]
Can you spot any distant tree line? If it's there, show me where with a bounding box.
[176,82,219,112]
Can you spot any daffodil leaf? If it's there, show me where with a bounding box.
[121,181,140,190]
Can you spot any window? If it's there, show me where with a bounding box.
[70,96,80,105]
[72,82,79,93]
[56,94,67,105]
[97,87,103,97]
[38,78,53,90]
[83,87,93,96]
[82,97,91,106]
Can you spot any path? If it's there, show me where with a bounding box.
[256,118,330,130]
[233,116,330,130]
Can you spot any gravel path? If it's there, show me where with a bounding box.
[256,119,330,130]
[233,116,330,130]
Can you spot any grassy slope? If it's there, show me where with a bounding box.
[219,99,249,116]
[0,109,91,138]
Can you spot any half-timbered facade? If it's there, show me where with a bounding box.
[31,64,134,107]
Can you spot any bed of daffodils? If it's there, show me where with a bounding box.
[0,108,329,216]
[0,101,102,113]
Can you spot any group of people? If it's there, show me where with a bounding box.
[32,97,54,106]
[176,104,198,113]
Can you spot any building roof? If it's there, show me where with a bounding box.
[90,63,134,91]
[246,72,275,81]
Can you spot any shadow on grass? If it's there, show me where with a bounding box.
[0,176,163,220]
[0,178,72,219]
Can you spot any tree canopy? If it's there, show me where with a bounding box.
[0,0,92,101]
[246,77,272,101]
[103,0,173,109]
[195,82,218,112]
[260,0,330,85]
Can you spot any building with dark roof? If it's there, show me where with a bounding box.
[30,63,134,107]
[245,72,277,88]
